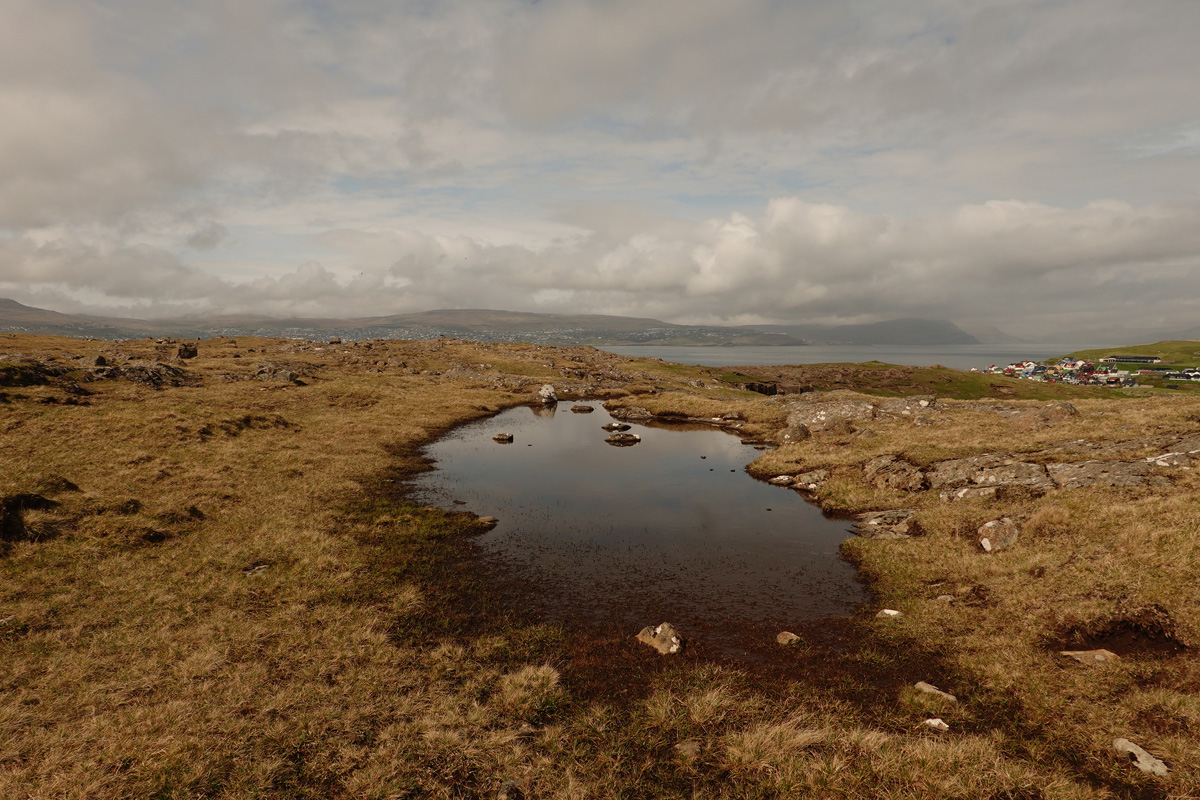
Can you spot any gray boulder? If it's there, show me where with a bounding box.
[536,384,558,405]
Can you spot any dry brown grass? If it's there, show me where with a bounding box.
[2,334,1198,797]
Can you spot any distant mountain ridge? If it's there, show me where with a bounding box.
[0,298,981,346]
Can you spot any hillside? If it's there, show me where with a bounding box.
[1,332,1195,797]
[2,298,996,347]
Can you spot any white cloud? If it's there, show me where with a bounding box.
[1,0,1199,339]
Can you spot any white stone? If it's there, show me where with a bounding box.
[1112,738,1168,776]
[923,718,950,731]
[876,609,903,619]
[914,681,958,702]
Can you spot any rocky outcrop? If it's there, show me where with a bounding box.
[1046,460,1155,489]
[863,455,926,492]
[255,363,303,384]
[785,398,878,432]
[176,343,198,359]
[1014,402,1078,430]
[928,454,1054,491]
[877,396,937,418]
[777,423,811,444]
[854,509,922,539]
[792,469,830,490]
[940,486,999,502]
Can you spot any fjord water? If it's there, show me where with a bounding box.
[601,343,1090,370]
[410,402,868,654]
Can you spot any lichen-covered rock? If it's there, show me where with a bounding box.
[606,405,653,420]
[1015,402,1078,430]
[1047,460,1152,489]
[637,622,683,654]
[570,404,594,413]
[785,399,878,432]
[978,518,1020,552]
[536,384,558,405]
[855,509,922,539]
[928,454,1054,491]
[777,423,811,444]
[792,469,830,489]
[939,486,999,502]
[878,396,937,417]
[863,455,926,492]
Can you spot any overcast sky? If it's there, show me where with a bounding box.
[2,0,1199,340]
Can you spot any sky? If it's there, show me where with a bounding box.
[2,0,1200,340]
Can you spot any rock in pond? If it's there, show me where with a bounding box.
[637,622,683,654]
[601,422,631,431]
[536,384,558,405]
[493,433,514,443]
[570,405,594,413]
[605,432,641,446]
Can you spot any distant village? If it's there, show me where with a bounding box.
[977,355,1200,388]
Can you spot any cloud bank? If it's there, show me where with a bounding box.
[2,0,1199,340]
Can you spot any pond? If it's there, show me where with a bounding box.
[409,401,869,656]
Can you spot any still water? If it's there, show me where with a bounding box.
[409,401,868,653]
[601,343,1091,371]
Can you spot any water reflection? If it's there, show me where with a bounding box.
[410,401,868,653]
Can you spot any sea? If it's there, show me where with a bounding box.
[599,343,1095,372]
